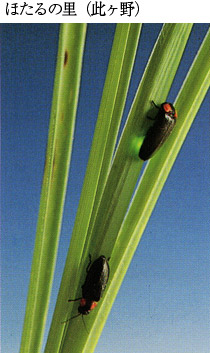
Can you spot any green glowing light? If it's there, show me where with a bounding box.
[130,135,145,158]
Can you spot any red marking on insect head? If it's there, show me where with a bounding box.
[163,103,172,113]
[90,302,97,310]
[80,298,86,307]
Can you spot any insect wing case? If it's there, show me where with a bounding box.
[82,256,110,302]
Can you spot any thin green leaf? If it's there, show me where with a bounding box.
[54,24,193,353]
[19,24,87,353]
[84,26,210,353]
[86,24,142,240]
[90,23,192,257]
[45,24,141,353]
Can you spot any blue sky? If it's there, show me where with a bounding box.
[2,24,210,353]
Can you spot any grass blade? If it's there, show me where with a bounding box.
[54,23,193,353]
[89,23,193,257]
[45,24,141,353]
[87,24,142,234]
[19,24,87,353]
[85,26,210,353]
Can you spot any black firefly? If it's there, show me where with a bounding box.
[63,255,110,324]
[139,101,177,161]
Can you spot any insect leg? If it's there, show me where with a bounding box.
[86,254,92,273]
[68,297,82,302]
[82,315,89,334]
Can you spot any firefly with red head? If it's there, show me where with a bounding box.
[139,101,177,161]
[63,255,109,324]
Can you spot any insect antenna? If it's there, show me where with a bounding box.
[151,100,159,109]
[61,312,81,324]
[61,313,89,334]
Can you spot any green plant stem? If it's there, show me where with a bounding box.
[53,23,193,353]
[84,26,210,353]
[19,24,87,353]
[90,24,192,257]
[44,23,141,353]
